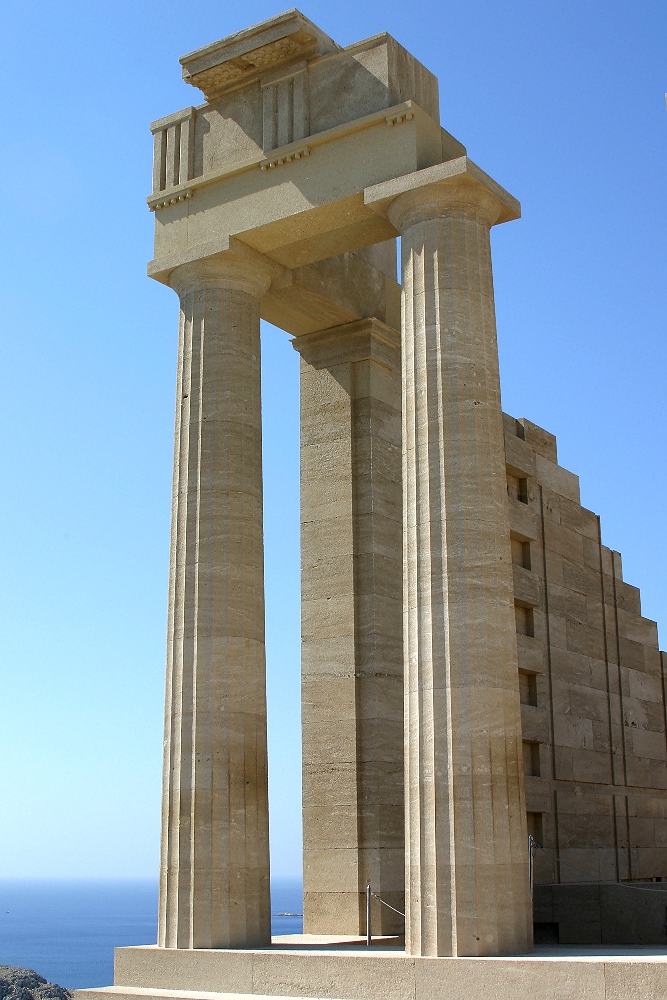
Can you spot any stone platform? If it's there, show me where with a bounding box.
[74,939,667,1000]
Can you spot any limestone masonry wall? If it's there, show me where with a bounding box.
[503,412,667,894]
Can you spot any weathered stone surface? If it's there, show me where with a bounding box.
[158,254,272,950]
[502,411,667,943]
[76,946,667,1000]
[368,161,529,957]
[295,318,403,936]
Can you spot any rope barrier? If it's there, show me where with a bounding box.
[372,892,406,917]
[366,884,406,944]
[363,843,665,946]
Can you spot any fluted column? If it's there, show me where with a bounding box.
[294,319,404,936]
[369,159,530,956]
[158,254,272,950]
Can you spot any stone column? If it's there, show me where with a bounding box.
[368,159,531,956]
[158,254,272,950]
[294,318,404,936]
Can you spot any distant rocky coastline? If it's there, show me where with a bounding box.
[0,967,71,1000]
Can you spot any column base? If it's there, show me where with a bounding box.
[73,942,667,1000]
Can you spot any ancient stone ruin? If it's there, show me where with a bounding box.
[76,11,667,1000]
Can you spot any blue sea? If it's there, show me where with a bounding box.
[0,878,303,990]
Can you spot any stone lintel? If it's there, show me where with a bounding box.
[180,10,340,101]
[148,99,446,276]
[149,236,401,341]
[364,155,521,227]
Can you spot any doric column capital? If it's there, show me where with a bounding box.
[168,252,273,299]
[291,317,400,371]
[364,155,520,233]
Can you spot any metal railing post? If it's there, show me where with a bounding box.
[528,834,535,917]
[366,882,372,946]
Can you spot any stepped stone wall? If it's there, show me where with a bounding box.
[503,412,667,939]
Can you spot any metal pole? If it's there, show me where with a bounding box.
[366,883,372,946]
[528,834,535,917]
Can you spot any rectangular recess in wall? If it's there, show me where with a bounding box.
[511,536,531,570]
[515,603,535,638]
[507,473,529,504]
[527,811,543,845]
[523,741,541,777]
[519,669,538,706]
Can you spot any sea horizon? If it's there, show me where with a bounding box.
[0,876,303,990]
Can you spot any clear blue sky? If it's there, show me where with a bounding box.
[1,0,665,880]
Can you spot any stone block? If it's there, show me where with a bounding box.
[308,34,440,134]
[563,557,602,598]
[556,786,611,817]
[583,534,603,571]
[301,636,357,678]
[568,685,610,725]
[520,704,550,743]
[585,597,606,633]
[621,612,659,647]
[301,595,355,640]
[554,745,574,780]
[252,950,416,1000]
[617,581,642,616]
[650,759,667,789]
[623,663,662,705]
[302,675,357,722]
[507,495,538,540]
[535,453,581,503]
[519,418,558,462]
[632,728,667,761]
[625,755,653,788]
[548,584,588,624]
[644,645,663,675]
[604,960,667,994]
[267,247,401,336]
[504,430,536,479]
[516,634,545,674]
[571,748,612,785]
[558,813,614,850]
[621,693,650,730]
[113,946,254,992]
[592,718,612,753]
[541,489,561,524]
[302,719,358,767]
[524,775,551,813]
[512,565,541,607]
[559,498,599,540]
[553,714,594,751]
[543,518,584,565]
[567,619,605,659]
[542,548,564,585]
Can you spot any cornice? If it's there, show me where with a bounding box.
[179,10,340,102]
